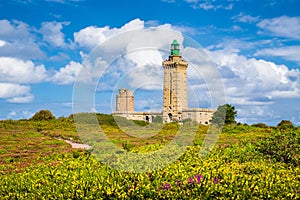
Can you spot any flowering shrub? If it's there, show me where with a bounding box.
[0,119,299,199]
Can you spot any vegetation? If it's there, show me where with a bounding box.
[277,119,294,130]
[211,104,237,126]
[30,110,56,121]
[153,115,163,123]
[0,114,299,199]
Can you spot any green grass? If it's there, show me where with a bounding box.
[0,116,299,199]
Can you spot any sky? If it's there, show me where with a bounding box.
[0,0,300,126]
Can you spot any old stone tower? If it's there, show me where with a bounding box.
[115,88,134,112]
[162,40,188,122]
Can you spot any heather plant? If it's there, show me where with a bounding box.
[0,116,299,199]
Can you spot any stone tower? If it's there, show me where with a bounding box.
[115,88,134,112]
[162,40,188,122]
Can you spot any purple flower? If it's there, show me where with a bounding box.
[188,177,194,185]
[194,174,204,184]
[164,182,171,190]
[213,177,220,184]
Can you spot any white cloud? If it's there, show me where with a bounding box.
[74,19,184,91]
[0,19,44,59]
[71,18,300,125]
[210,49,300,100]
[255,46,300,63]
[0,19,31,40]
[7,110,34,119]
[161,0,176,3]
[74,19,144,50]
[257,16,300,40]
[40,21,69,47]
[0,57,47,84]
[183,0,234,11]
[7,95,34,103]
[232,13,260,23]
[0,40,6,47]
[0,83,30,98]
[0,83,33,103]
[51,61,82,84]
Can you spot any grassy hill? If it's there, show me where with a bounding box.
[0,114,299,199]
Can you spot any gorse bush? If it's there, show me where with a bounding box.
[255,130,300,166]
[251,123,269,128]
[30,110,56,121]
[1,115,300,199]
[277,120,294,130]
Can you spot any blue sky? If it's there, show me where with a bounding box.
[1,0,300,126]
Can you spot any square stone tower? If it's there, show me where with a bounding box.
[115,88,134,112]
[162,40,188,122]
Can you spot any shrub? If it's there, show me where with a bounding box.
[152,116,163,123]
[277,120,294,130]
[252,123,269,128]
[30,110,56,121]
[255,130,300,166]
[133,120,149,126]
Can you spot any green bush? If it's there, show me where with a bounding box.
[152,116,163,123]
[133,120,149,127]
[30,110,56,121]
[277,120,294,130]
[255,130,300,166]
[252,123,269,128]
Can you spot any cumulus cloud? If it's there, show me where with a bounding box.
[0,57,47,103]
[0,83,33,103]
[74,19,144,50]
[210,49,300,110]
[206,49,300,124]
[211,50,300,97]
[0,57,47,83]
[7,110,34,119]
[51,61,82,84]
[74,19,184,92]
[0,19,44,59]
[0,40,6,47]
[7,95,34,103]
[255,46,300,63]
[40,21,69,47]
[257,16,300,40]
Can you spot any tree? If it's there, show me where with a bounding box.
[277,120,294,130]
[211,104,237,126]
[30,110,56,121]
[153,115,163,123]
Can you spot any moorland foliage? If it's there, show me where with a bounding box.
[0,111,299,199]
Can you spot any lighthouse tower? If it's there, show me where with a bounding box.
[162,40,188,123]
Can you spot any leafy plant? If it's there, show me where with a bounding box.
[277,120,294,130]
[30,110,56,121]
[211,104,237,126]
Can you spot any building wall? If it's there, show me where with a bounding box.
[182,108,215,124]
[162,55,188,122]
[112,112,162,123]
[116,88,134,112]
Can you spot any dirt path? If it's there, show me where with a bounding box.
[59,138,91,150]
